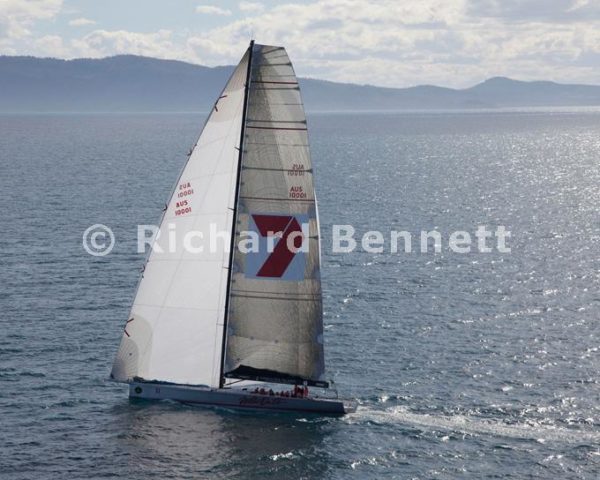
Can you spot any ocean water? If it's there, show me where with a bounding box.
[1,110,599,479]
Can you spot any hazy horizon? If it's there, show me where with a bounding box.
[3,54,600,113]
[1,1,599,89]
[3,52,600,91]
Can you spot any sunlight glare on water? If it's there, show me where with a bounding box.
[0,110,599,479]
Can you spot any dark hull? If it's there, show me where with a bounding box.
[129,381,353,414]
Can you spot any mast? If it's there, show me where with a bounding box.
[219,40,254,389]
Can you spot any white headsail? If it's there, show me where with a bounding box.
[111,50,250,387]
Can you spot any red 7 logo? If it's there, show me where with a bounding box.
[252,214,304,278]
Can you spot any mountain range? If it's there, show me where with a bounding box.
[1,55,600,112]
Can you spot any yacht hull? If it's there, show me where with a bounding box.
[129,381,353,414]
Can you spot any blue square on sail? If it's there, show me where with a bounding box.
[244,213,308,281]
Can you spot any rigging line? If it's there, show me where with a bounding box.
[123,317,135,337]
[214,94,228,112]
[223,378,245,386]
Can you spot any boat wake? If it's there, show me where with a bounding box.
[346,405,600,444]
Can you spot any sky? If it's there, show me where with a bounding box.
[0,0,599,88]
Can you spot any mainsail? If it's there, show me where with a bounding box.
[224,44,326,387]
[111,42,326,389]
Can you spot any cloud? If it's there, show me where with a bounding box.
[239,1,264,13]
[34,34,67,56]
[0,0,63,39]
[183,0,600,87]
[3,0,600,88]
[70,29,185,60]
[466,0,600,22]
[186,1,466,68]
[69,17,96,27]
[195,5,232,16]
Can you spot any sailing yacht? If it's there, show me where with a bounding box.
[111,41,353,414]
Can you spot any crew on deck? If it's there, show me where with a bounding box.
[251,385,309,398]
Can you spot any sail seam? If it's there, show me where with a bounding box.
[244,142,309,147]
[247,102,303,106]
[239,195,314,202]
[246,126,307,131]
[230,294,321,302]
[232,290,321,297]
[133,304,221,311]
[248,118,306,125]
[251,87,300,91]
[242,167,313,173]
[253,81,299,85]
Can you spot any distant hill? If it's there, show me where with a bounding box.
[1,55,600,112]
